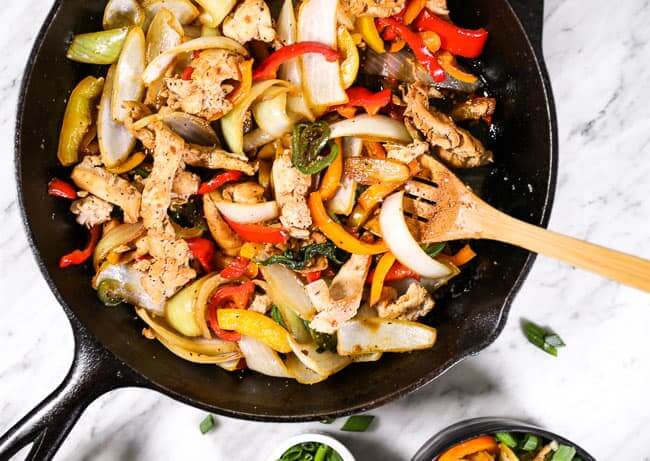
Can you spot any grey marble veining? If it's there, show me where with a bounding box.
[1,0,650,460]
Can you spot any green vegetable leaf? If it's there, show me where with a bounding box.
[169,198,207,230]
[422,242,446,258]
[341,415,375,432]
[199,414,215,434]
[495,432,518,448]
[550,444,577,461]
[524,321,566,357]
[291,121,338,174]
[270,305,288,329]
[304,320,337,353]
[259,242,349,270]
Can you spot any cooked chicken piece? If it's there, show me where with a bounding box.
[450,97,496,122]
[171,170,200,205]
[272,149,312,238]
[306,254,371,334]
[71,156,141,223]
[404,83,493,168]
[165,49,244,121]
[138,122,197,303]
[248,293,272,314]
[141,230,196,304]
[532,442,559,461]
[70,195,113,228]
[341,0,405,18]
[426,0,449,16]
[182,144,257,175]
[203,191,243,256]
[141,122,185,231]
[222,181,265,204]
[385,140,429,164]
[376,282,434,321]
[222,0,276,44]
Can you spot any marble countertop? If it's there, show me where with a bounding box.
[2,0,650,460]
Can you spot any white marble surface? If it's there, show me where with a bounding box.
[1,0,650,460]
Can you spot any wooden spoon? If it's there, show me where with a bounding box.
[402,157,650,292]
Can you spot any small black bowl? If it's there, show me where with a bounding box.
[411,417,596,461]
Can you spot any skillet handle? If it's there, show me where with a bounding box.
[0,330,141,461]
[508,0,545,52]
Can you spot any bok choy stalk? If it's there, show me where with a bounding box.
[66,27,129,65]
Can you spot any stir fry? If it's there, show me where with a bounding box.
[436,433,579,461]
[51,0,494,382]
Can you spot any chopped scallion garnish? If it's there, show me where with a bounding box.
[270,305,287,329]
[199,414,215,434]
[341,414,375,432]
[520,433,540,451]
[524,321,566,356]
[495,432,518,448]
[550,444,577,461]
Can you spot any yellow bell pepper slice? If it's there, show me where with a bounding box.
[358,181,403,210]
[370,252,396,306]
[57,76,104,166]
[356,17,385,54]
[319,139,343,200]
[106,151,146,174]
[309,191,387,255]
[217,309,291,353]
[403,0,426,24]
[438,51,478,84]
[337,26,360,89]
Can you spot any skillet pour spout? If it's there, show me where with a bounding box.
[1,0,556,459]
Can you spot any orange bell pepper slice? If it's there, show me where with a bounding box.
[319,139,344,200]
[370,252,396,306]
[438,435,498,461]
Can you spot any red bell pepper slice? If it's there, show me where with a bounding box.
[376,18,445,82]
[305,270,322,283]
[415,9,488,58]
[339,87,392,116]
[225,218,289,244]
[252,42,340,81]
[186,237,215,272]
[207,281,255,341]
[197,170,243,195]
[59,225,101,268]
[48,178,77,200]
[220,256,251,279]
[181,66,195,80]
[381,2,407,41]
[367,260,420,283]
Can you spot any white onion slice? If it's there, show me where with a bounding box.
[98,65,136,167]
[111,27,146,122]
[379,191,452,278]
[221,80,292,154]
[96,264,163,313]
[297,0,348,107]
[215,200,279,224]
[194,0,237,27]
[287,336,351,377]
[142,36,247,84]
[243,128,276,152]
[329,115,412,142]
[145,7,184,64]
[103,0,145,29]
[252,92,295,138]
[278,0,314,121]
[337,318,437,355]
[238,336,291,378]
[285,354,327,384]
[327,137,362,216]
[142,0,199,29]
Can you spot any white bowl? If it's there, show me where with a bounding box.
[265,432,356,461]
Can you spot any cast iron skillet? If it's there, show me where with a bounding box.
[0,0,557,459]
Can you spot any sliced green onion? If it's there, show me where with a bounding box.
[97,279,125,307]
[329,450,344,461]
[550,444,577,461]
[520,433,540,451]
[341,414,375,432]
[301,442,317,452]
[314,444,330,461]
[291,121,338,174]
[524,321,565,356]
[495,432,518,448]
[66,27,129,65]
[199,414,215,434]
[270,305,288,329]
[422,242,446,258]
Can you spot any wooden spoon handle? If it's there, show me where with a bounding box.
[480,208,650,292]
